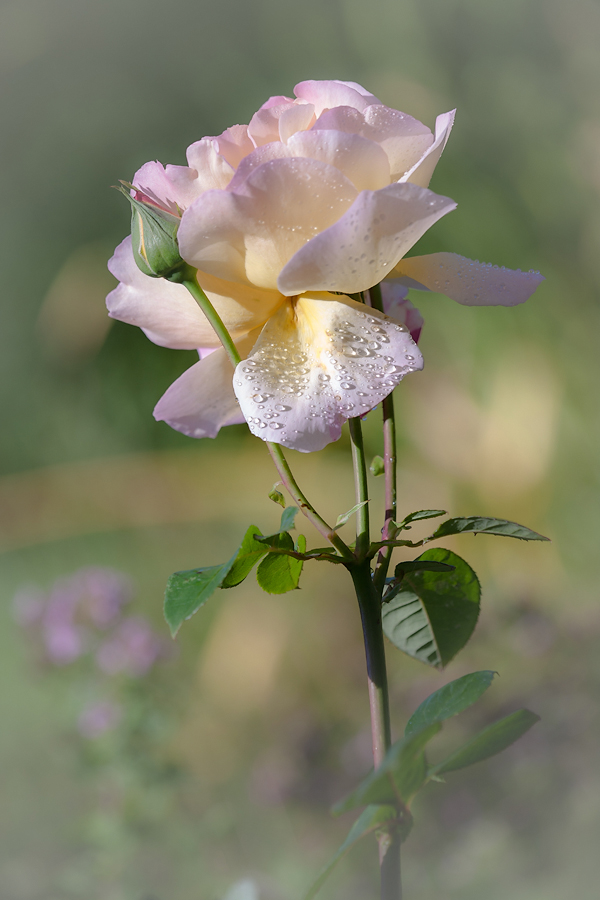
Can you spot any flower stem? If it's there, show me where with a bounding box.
[347,411,401,898]
[368,283,398,592]
[266,442,352,559]
[349,560,401,899]
[348,417,370,559]
[179,266,241,368]
[180,267,352,559]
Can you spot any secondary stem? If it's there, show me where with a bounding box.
[368,283,399,591]
[347,414,400,899]
[348,417,370,559]
[181,267,351,559]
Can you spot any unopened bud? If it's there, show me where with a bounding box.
[114,181,185,279]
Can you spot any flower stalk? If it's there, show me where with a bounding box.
[347,409,401,899]
[368,283,399,592]
[181,269,352,559]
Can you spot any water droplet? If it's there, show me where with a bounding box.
[340,382,356,390]
[270,422,284,429]
[252,393,272,403]
[275,404,291,411]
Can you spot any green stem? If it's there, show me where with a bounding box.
[367,282,403,898]
[180,265,241,368]
[349,561,400,899]
[374,392,397,591]
[348,417,370,559]
[368,283,399,591]
[266,442,352,559]
[180,266,351,558]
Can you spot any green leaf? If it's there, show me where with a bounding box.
[268,483,286,508]
[333,723,441,814]
[334,500,369,530]
[399,509,447,527]
[382,549,481,668]
[221,526,268,589]
[369,455,385,477]
[303,805,397,900]
[428,516,549,542]
[279,505,300,532]
[256,532,304,593]
[432,709,540,774]
[405,671,496,736]
[165,561,234,637]
[394,559,455,577]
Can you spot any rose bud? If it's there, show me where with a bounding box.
[114,181,185,280]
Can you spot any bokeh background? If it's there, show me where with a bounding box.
[1,0,599,897]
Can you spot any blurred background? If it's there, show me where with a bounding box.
[1,0,599,897]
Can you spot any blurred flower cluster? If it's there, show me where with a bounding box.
[13,567,170,739]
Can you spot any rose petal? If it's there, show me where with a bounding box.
[294,80,380,116]
[107,237,282,347]
[401,110,456,188]
[312,105,433,180]
[233,293,423,452]
[278,102,316,143]
[380,281,424,343]
[287,130,391,191]
[185,139,235,191]
[107,237,218,349]
[178,157,358,291]
[277,182,456,296]
[393,252,545,306]
[154,331,260,438]
[259,95,295,110]
[227,129,389,193]
[248,100,316,147]
[132,160,205,212]
[208,124,255,170]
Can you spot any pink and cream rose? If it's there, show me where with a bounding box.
[107,79,543,452]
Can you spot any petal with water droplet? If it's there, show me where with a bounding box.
[233,293,423,452]
[277,182,456,296]
[392,252,545,306]
[179,157,358,291]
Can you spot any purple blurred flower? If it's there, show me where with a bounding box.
[74,567,133,628]
[96,616,165,677]
[43,578,86,664]
[77,700,122,738]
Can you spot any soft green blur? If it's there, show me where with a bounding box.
[1,0,599,897]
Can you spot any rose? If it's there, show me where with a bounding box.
[107,79,543,452]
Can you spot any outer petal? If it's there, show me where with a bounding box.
[233,293,423,452]
[107,237,283,347]
[178,157,358,291]
[294,80,380,115]
[154,331,260,438]
[392,252,545,306]
[132,160,206,212]
[107,237,220,349]
[185,139,235,191]
[401,110,455,188]
[312,105,433,180]
[208,124,255,170]
[277,182,456,296]
[380,281,424,343]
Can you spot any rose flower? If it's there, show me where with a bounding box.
[107,80,543,452]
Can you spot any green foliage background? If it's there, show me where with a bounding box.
[1,0,599,897]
